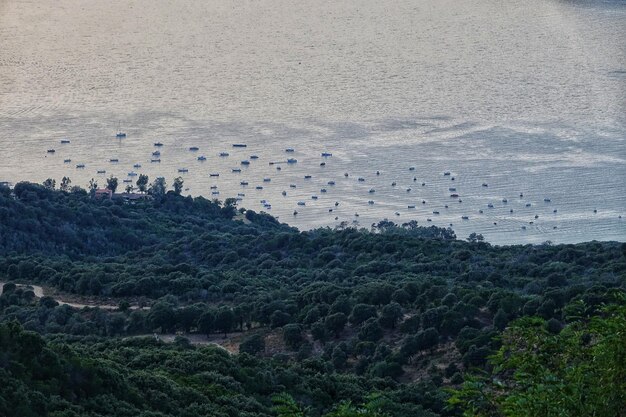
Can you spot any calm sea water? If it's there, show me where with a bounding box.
[0,0,624,245]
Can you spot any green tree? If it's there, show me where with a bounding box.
[60,176,71,192]
[136,174,149,193]
[239,334,265,355]
[350,304,378,325]
[173,176,184,195]
[149,177,167,196]
[379,302,403,329]
[325,312,348,338]
[106,176,119,193]
[282,324,303,350]
[449,298,626,417]
[43,178,56,190]
[88,178,98,195]
[215,307,234,337]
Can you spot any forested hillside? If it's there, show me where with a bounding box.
[0,182,624,417]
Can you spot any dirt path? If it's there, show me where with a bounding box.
[0,281,146,310]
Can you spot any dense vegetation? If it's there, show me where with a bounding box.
[0,181,624,416]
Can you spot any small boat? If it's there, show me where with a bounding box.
[128,172,138,177]
[250,155,259,159]
[219,152,229,156]
[241,160,250,165]
[520,193,524,197]
[451,177,455,181]
[123,179,132,183]
[369,188,375,193]
[433,211,440,215]
[510,209,514,213]
[282,191,287,196]
[60,139,70,144]
[358,177,365,182]
[64,159,71,163]
[321,152,332,157]
[210,173,219,177]
[409,167,415,171]
[76,164,85,168]
[189,147,199,151]
[151,159,161,163]
[197,156,207,161]
[329,209,333,212]
[408,205,415,209]
[97,170,106,174]
[276,167,282,171]
[406,188,411,192]
[287,158,298,163]
[461,216,469,220]
[479,209,484,214]
[421,182,426,186]
[443,172,450,176]
[553,209,558,213]
[238,193,245,197]
[152,151,160,156]
[450,193,459,198]
[297,201,306,206]
[422,200,426,204]
[178,168,188,173]
[544,198,551,202]
[395,212,400,216]
[355,213,360,217]
[293,210,298,215]
[232,168,241,173]
[335,202,339,207]
[376,171,380,175]
[534,215,539,219]
[263,178,271,182]
[285,148,295,153]
[304,175,312,179]
[320,188,327,193]
[427,218,432,222]
[116,122,126,138]
[368,200,374,205]
[154,142,163,147]
[525,203,532,207]
[320,162,326,166]
[444,205,449,208]
[487,203,494,208]
[311,195,318,200]
[232,144,247,148]
[392,182,397,186]
[328,181,335,185]
[210,186,218,189]
[110,158,119,163]
[482,183,488,187]
[521,226,527,230]
[502,198,508,203]
[240,181,249,185]
[133,163,142,168]
[449,187,456,192]
[47,149,55,153]
[593,209,597,213]
[344,172,349,177]
[212,191,220,195]
[269,162,275,165]
[290,184,297,188]
[413,177,417,182]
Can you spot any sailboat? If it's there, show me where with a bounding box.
[116,121,126,138]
